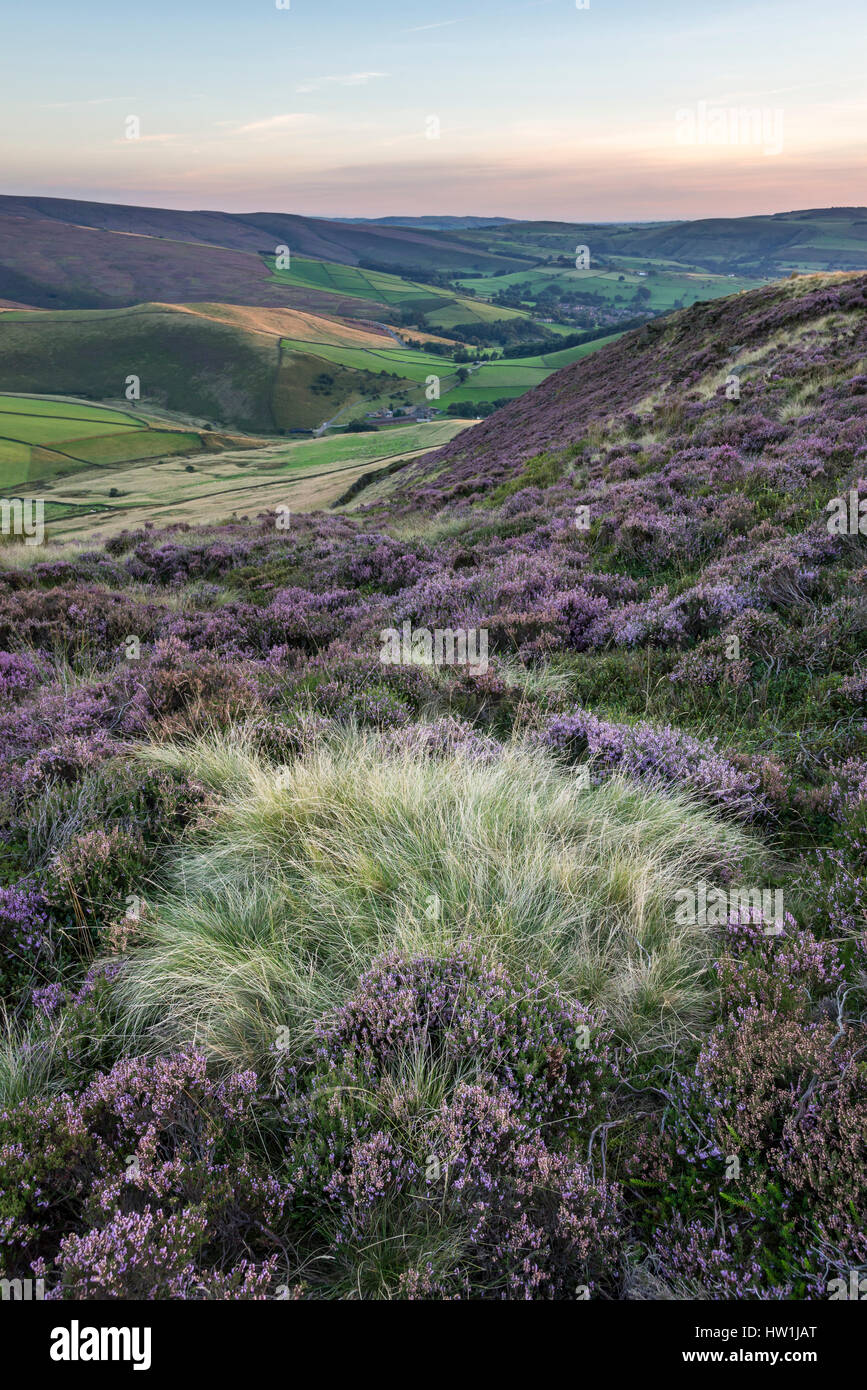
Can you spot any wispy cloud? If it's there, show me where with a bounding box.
[42,97,135,110]
[403,19,466,32]
[296,72,389,94]
[235,113,312,135]
[112,132,179,145]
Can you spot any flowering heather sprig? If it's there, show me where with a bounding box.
[276,950,624,1298]
[649,1218,794,1300]
[39,1208,278,1301]
[21,734,115,791]
[690,1004,867,1226]
[0,650,43,700]
[717,915,842,1018]
[630,914,866,1299]
[538,708,767,819]
[0,1052,291,1298]
[313,947,617,1119]
[0,883,51,996]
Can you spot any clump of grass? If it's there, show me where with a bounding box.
[489,449,566,503]
[115,726,763,1070]
[0,1007,66,1110]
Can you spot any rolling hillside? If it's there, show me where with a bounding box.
[3,200,865,319]
[0,303,407,434]
[2,201,865,454]
[457,208,867,275]
[0,304,285,433]
[0,214,390,317]
[0,197,527,307]
[0,299,619,435]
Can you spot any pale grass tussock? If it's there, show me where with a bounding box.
[115,726,762,1070]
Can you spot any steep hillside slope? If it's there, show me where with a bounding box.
[394,271,867,503]
[0,303,282,432]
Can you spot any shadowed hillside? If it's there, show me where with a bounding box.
[0,197,526,311]
[0,303,405,433]
[0,214,389,316]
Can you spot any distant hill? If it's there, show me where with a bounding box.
[2,198,864,317]
[0,213,395,316]
[2,199,865,440]
[595,208,867,273]
[0,197,523,276]
[469,208,867,275]
[334,216,517,230]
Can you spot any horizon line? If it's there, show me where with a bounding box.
[3,191,867,224]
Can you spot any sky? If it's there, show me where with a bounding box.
[1,0,865,220]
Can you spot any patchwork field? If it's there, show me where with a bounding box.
[276,329,622,417]
[0,303,405,437]
[3,298,553,437]
[8,417,473,541]
[0,394,206,489]
[455,264,764,313]
[266,255,528,327]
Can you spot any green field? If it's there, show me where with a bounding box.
[0,393,148,423]
[0,394,204,489]
[277,329,623,414]
[455,264,764,313]
[236,420,466,472]
[9,417,473,540]
[266,255,527,327]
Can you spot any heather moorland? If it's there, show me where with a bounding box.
[0,271,865,1300]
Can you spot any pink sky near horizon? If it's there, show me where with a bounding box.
[2,0,865,221]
